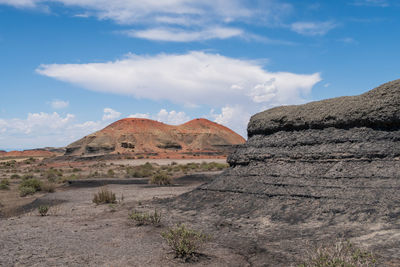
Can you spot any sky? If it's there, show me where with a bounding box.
[0,0,399,150]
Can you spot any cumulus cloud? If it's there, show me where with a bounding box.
[128,113,150,119]
[37,51,321,137]
[37,51,321,108]
[291,21,337,36]
[50,99,69,109]
[210,106,251,136]
[129,109,190,125]
[102,108,121,121]
[0,108,127,150]
[155,109,190,125]
[5,112,75,134]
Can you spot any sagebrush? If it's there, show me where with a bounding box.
[162,224,209,261]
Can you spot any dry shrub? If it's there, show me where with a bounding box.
[41,182,56,193]
[299,240,378,267]
[19,178,42,196]
[10,174,20,179]
[19,186,37,197]
[92,187,116,204]
[126,162,155,178]
[129,209,162,226]
[149,172,172,185]
[162,224,210,261]
[0,179,10,190]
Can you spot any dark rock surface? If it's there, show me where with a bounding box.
[170,80,400,265]
[248,79,400,136]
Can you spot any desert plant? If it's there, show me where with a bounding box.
[126,163,155,178]
[129,209,162,226]
[10,174,21,179]
[149,172,172,185]
[299,240,378,267]
[20,178,42,191]
[92,187,116,204]
[72,168,81,172]
[41,182,56,193]
[60,174,79,183]
[38,205,49,216]
[19,178,42,196]
[45,169,63,182]
[107,169,115,177]
[22,173,35,180]
[23,157,37,164]
[0,179,10,190]
[162,224,209,261]
[19,186,37,197]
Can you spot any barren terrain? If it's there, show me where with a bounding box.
[0,181,250,266]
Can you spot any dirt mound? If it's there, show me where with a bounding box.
[171,80,400,264]
[64,118,245,159]
[0,149,59,158]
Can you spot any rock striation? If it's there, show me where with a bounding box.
[173,80,400,264]
[64,118,245,159]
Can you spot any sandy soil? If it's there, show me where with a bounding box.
[112,158,227,166]
[0,180,249,267]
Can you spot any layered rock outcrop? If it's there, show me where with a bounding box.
[197,80,400,219]
[64,118,245,158]
[173,80,400,264]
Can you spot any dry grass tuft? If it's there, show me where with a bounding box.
[299,240,378,267]
[92,187,116,204]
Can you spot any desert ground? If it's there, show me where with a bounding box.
[0,156,253,266]
[0,155,396,266]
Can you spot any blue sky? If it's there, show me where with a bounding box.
[0,0,399,150]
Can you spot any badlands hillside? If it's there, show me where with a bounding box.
[64,118,245,159]
[170,79,400,265]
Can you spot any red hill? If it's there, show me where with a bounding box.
[65,118,245,159]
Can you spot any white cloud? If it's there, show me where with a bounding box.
[0,0,36,8]
[123,27,243,42]
[210,106,251,137]
[0,0,292,42]
[2,0,284,25]
[339,37,358,45]
[0,112,75,140]
[128,113,150,119]
[37,51,321,138]
[50,99,69,109]
[351,0,390,7]
[155,109,190,125]
[0,110,115,150]
[291,21,337,36]
[129,109,190,125]
[37,51,321,108]
[102,108,121,121]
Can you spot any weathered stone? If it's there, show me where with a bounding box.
[172,79,400,264]
[248,79,400,136]
[63,118,245,158]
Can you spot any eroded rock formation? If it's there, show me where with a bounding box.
[173,80,400,264]
[64,118,245,158]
